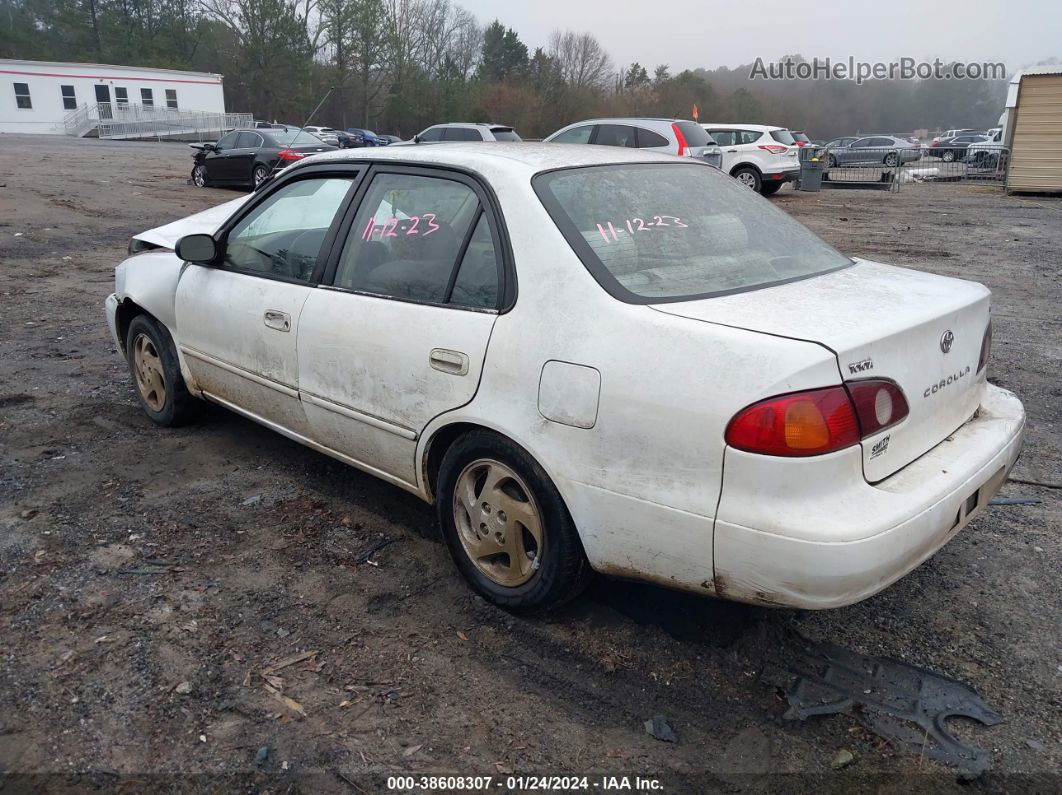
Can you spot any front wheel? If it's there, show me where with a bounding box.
[191,164,209,187]
[942,150,956,163]
[125,314,196,427]
[732,167,762,193]
[824,153,837,169]
[437,431,591,612]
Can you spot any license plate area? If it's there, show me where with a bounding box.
[951,467,1004,530]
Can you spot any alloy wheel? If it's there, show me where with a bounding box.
[132,333,167,412]
[453,458,543,587]
[736,171,757,189]
[193,166,206,187]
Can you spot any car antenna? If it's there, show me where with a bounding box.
[267,87,335,180]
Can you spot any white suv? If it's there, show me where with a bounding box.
[545,118,723,169]
[413,123,522,142]
[700,123,801,194]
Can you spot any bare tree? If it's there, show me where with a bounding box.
[546,29,611,91]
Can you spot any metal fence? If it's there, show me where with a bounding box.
[62,102,252,142]
[799,144,1009,192]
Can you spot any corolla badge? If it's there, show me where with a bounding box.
[940,330,955,354]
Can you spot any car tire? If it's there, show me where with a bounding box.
[942,150,956,163]
[125,314,195,427]
[192,164,209,187]
[883,152,898,167]
[761,182,783,196]
[824,153,837,169]
[252,164,270,189]
[437,430,592,612]
[732,167,762,192]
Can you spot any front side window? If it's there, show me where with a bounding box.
[223,177,354,281]
[418,127,444,142]
[215,131,239,149]
[550,125,593,145]
[60,85,76,110]
[115,87,129,106]
[165,89,178,109]
[534,163,851,302]
[334,172,499,308]
[13,82,31,109]
[708,129,735,146]
[140,88,153,106]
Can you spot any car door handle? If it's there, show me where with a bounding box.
[263,310,291,332]
[429,348,469,376]
[727,149,737,153]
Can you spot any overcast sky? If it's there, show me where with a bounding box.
[459,0,1061,75]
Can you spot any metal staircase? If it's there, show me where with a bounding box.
[62,103,252,141]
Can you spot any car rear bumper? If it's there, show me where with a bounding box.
[712,384,1025,609]
[765,163,801,182]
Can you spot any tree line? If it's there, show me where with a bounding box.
[1,0,1015,138]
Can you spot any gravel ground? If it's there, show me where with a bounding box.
[0,135,1058,793]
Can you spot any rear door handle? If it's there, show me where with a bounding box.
[429,348,469,376]
[264,310,291,332]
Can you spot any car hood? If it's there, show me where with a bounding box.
[133,194,253,249]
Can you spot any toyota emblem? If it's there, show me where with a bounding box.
[940,330,954,353]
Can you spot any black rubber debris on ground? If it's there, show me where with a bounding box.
[760,631,1002,776]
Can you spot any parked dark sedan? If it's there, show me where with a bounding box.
[190,129,337,189]
[928,134,988,163]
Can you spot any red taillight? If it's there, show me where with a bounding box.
[758,144,789,155]
[845,379,909,436]
[672,123,688,157]
[977,321,992,373]
[725,380,910,457]
[277,149,305,161]
[725,387,860,457]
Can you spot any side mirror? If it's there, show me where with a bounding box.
[176,234,218,265]
[412,134,421,143]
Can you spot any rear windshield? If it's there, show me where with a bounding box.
[672,121,711,147]
[491,128,522,142]
[533,163,851,302]
[771,130,797,145]
[271,130,328,146]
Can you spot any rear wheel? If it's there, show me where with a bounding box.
[942,150,956,163]
[252,164,270,188]
[883,152,898,167]
[191,164,209,187]
[732,167,761,193]
[125,314,195,427]
[437,431,591,612]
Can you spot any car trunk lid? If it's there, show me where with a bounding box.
[652,259,990,481]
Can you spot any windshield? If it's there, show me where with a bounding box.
[673,121,711,147]
[271,130,326,146]
[533,163,851,302]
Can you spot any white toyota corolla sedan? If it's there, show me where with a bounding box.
[105,144,1025,611]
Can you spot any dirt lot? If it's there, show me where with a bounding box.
[0,135,1059,792]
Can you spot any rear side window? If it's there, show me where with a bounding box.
[491,128,521,142]
[334,173,500,309]
[444,127,482,141]
[636,128,670,148]
[737,130,762,145]
[672,121,711,147]
[551,125,594,144]
[534,163,850,302]
[235,132,261,148]
[594,124,636,147]
[770,130,796,145]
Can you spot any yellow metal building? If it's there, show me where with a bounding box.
[1006,67,1062,193]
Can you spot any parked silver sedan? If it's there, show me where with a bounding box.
[823,135,922,168]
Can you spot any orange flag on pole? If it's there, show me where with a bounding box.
[691,103,699,121]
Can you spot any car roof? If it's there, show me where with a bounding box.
[290,142,684,180]
[699,123,786,132]
[426,122,513,130]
